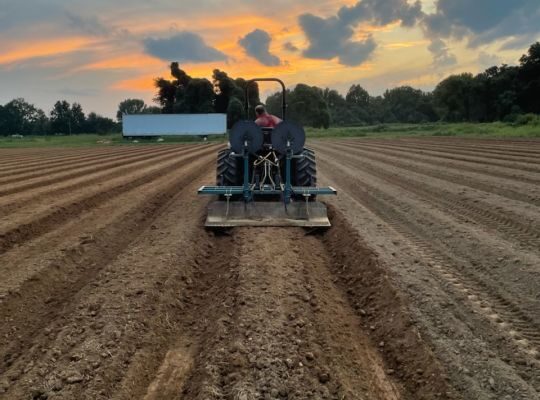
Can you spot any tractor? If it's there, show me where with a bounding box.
[198,78,336,227]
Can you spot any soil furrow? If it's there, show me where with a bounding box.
[0,150,217,386]
[1,139,538,400]
[146,220,454,400]
[317,152,540,362]
[317,143,540,249]
[0,145,203,214]
[0,145,219,254]
[0,145,187,184]
[323,141,540,206]
[347,140,540,173]
[363,140,540,163]
[336,140,540,185]
[0,146,142,172]
[0,145,195,195]
[332,143,540,206]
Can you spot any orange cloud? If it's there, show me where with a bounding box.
[0,37,95,65]
[384,40,429,49]
[111,74,160,91]
[77,54,163,71]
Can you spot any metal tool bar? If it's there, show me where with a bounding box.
[198,186,337,196]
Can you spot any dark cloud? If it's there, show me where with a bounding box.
[500,35,540,51]
[424,0,540,47]
[238,29,280,66]
[339,37,377,66]
[65,12,112,36]
[299,0,421,66]
[143,31,227,63]
[283,42,299,52]
[427,38,457,67]
[337,0,422,27]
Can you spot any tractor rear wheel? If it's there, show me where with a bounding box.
[216,148,241,186]
[293,147,317,200]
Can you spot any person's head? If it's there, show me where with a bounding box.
[255,104,266,116]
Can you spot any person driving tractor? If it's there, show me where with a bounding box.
[254,104,282,128]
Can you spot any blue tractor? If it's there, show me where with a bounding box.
[198,78,336,227]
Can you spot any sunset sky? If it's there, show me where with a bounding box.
[1,0,539,118]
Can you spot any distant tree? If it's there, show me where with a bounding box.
[266,89,289,118]
[145,106,162,114]
[178,78,214,113]
[286,84,330,128]
[154,77,177,114]
[50,100,86,134]
[154,63,216,115]
[145,41,539,129]
[85,112,119,134]
[70,103,86,133]
[212,69,251,127]
[234,78,260,119]
[433,74,476,122]
[0,105,5,134]
[323,88,362,126]
[0,98,48,135]
[346,84,370,108]
[213,69,238,114]
[116,99,147,121]
[227,97,245,128]
[382,86,437,123]
[518,42,540,114]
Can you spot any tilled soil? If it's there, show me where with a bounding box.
[312,137,540,400]
[0,138,538,400]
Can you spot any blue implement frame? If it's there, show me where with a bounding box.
[198,143,336,202]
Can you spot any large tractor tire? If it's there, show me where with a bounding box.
[293,147,317,200]
[216,149,241,186]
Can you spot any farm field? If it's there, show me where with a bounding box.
[0,137,538,400]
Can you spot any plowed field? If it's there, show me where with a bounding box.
[0,138,538,400]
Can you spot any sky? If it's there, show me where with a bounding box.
[0,0,539,119]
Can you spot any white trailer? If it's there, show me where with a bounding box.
[122,114,227,137]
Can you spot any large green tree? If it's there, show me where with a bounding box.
[383,86,437,123]
[116,99,147,121]
[0,98,48,135]
[518,42,540,114]
[85,112,119,134]
[50,100,85,134]
[433,74,476,122]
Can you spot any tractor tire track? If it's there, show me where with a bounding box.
[317,151,540,368]
[318,149,540,391]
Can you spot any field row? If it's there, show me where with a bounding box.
[314,137,540,400]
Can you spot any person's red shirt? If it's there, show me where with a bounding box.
[255,113,282,128]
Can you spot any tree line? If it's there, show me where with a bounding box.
[0,99,122,136]
[153,63,261,128]
[1,42,538,135]
[265,42,540,128]
[152,42,539,129]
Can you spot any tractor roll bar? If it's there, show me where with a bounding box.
[245,78,287,120]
